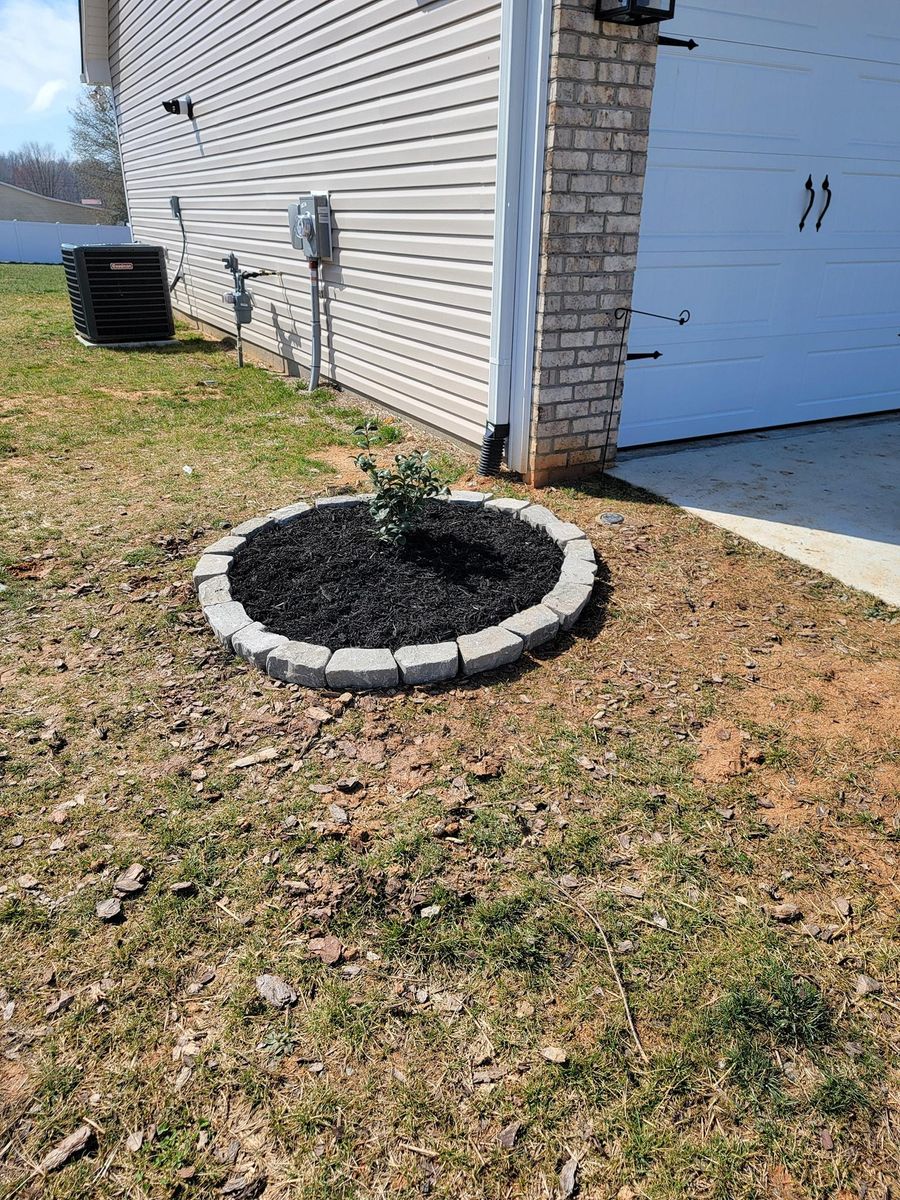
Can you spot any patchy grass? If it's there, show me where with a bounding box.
[0,264,898,1199]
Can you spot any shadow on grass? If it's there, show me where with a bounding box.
[572,467,680,512]
[106,336,235,357]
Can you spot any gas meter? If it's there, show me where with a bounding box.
[220,251,278,366]
[288,193,332,261]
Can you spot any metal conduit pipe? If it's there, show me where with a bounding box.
[308,258,321,392]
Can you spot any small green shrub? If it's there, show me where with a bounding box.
[353,421,446,545]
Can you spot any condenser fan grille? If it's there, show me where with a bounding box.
[62,244,175,344]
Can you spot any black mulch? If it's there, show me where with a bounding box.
[227,501,564,650]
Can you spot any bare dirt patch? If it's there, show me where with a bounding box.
[693,721,751,784]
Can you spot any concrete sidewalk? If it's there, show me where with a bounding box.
[610,416,900,606]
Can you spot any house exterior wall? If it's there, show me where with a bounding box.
[0,182,116,224]
[527,2,657,485]
[108,0,503,447]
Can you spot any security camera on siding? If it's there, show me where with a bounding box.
[161,95,194,119]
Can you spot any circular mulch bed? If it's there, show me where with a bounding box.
[228,501,563,650]
[193,492,597,690]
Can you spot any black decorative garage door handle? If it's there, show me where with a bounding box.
[799,174,816,231]
[816,175,833,231]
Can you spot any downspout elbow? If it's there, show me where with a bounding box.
[478,421,510,477]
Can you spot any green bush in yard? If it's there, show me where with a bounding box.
[353,419,446,545]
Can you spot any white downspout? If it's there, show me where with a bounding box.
[485,0,553,474]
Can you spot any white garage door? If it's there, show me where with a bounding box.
[620,0,900,447]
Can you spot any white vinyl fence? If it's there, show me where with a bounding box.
[0,220,132,264]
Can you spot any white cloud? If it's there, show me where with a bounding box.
[29,78,68,112]
[0,0,80,134]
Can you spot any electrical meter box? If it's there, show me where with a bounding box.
[288,193,332,261]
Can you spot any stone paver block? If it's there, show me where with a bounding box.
[559,558,598,586]
[268,501,312,525]
[500,604,560,650]
[545,520,587,545]
[231,515,276,538]
[565,540,597,564]
[457,626,523,676]
[203,601,254,650]
[542,582,593,630]
[325,648,399,690]
[267,641,332,688]
[484,497,532,515]
[193,554,232,591]
[394,642,459,685]
[518,504,557,530]
[315,494,373,508]
[437,490,493,506]
[198,575,232,607]
[232,624,289,669]
[204,534,245,556]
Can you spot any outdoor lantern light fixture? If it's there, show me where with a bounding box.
[595,0,676,25]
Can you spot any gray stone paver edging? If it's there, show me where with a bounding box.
[394,642,459,685]
[267,641,332,688]
[198,575,232,607]
[232,624,289,670]
[499,604,560,650]
[326,648,399,690]
[196,491,597,690]
[269,501,312,525]
[457,626,523,676]
[203,534,246,556]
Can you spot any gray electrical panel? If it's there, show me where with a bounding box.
[288,193,332,261]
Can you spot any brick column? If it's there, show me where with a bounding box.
[526,2,657,486]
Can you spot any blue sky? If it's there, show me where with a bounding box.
[0,0,82,155]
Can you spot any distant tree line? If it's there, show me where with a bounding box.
[0,144,81,202]
[0,86,127,223]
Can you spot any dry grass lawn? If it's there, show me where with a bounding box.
[1,265,898,1200]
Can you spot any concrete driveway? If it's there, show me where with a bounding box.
[609,415,900,606]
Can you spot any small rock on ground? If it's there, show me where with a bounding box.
[255,973,297,1009]
[96,897,123,922]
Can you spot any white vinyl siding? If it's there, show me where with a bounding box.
[109,0,502,444]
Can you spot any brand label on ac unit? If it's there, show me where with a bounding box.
[110,262,134,270]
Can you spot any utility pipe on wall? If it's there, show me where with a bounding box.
[308,258,321,392]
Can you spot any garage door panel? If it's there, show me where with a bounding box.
[641,154,800,245]
[796,334,900,417]
[812,255,900,327]
[652,47,812,156]
[850,0,900,64]
[822,162,900,243]
[619,343,770,444]
[631,255,791,342]
[843,67,900,159]
[668,0,900,64]
[667,2,820,56]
